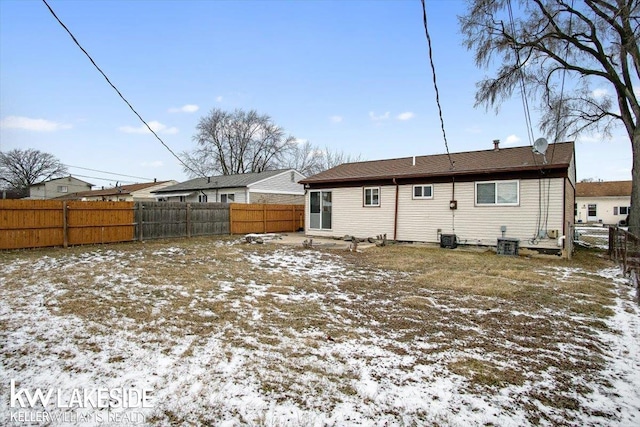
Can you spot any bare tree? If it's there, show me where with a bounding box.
[460,0,640,232]
[181,109,296,177]
[286,142,363,176]
[0,148,67,196]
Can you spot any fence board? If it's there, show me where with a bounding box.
[135,202,229,240]
[230,203,304,234]
[0,200,64,249]
[67,201,135,245]
[1,200,303,249]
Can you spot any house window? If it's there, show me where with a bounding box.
[310,191,332,230]
[179,196,186,202]
[363,187,380,207]
[57,186,68,193]
[588,204,597,217]
[198,194,208,203]
[413,185,433,199]
[618,206,629,215]
[475,180,519,205]
[575,203,578,217]
[221,193,235,203]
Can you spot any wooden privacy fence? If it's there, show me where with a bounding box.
[1,200,305,250]
[0,200,134,250]
[135,202,229,240]
[230,203,305,234]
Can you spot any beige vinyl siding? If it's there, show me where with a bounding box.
[305,186,396,238]
[438,178,564,248]
[249,170,305,194]
[166,187,247,203]
[308,178,566,250]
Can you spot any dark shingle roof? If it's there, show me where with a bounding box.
[55,181,173,199]
[300,142,574,184]
[576,180,631,197]
[154,170,290,193]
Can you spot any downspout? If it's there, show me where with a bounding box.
[393,178,399,240]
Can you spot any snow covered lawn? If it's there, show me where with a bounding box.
[1,238,639,426]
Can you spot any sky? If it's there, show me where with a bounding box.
[0,0,633,187]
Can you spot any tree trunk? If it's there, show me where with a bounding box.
[629,127,640,235]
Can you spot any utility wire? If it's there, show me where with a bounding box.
[420,0,455,170]
[64,164,152,181]
[41,0,200,177]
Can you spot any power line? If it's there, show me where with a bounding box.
[41,0,201,177]
[64,164,152,181]
[420,0,454,170]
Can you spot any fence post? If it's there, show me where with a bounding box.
[263,204,267,233]
[608,226,614,258]
[63,201,68,249]
[186,203,191,238]
[228,203,234,235]
[137,202,144,242]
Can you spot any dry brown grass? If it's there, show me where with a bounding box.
[0,237,624,424]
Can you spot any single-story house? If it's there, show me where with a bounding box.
[28,176,93,199]
[575,180,631,225]
[153,169,306,204]
[56,180,178,202]
[300,141,576,253]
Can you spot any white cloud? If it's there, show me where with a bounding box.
[216,96,223,103]
[168,104,199,113]
[118,121,178,135]
[141,160,164,168]
[504,134,521,145]
[396,112,415,121]
[330,115,343,123]
[369,111,390,121]
[592,88,609,99]
[0,115,72,132]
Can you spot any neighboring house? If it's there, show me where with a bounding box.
[575,180,631,225]
[300,141,576,253]
[56,180,179,202]
[28,176,93,199]
[153,169,306,204]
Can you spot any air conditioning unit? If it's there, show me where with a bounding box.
[440,234,457,249]
[497,238,519,256]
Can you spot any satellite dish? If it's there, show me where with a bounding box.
[533,137,548,155]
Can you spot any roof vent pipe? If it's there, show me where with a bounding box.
[493,139,500,151]
[207,177,211,183]
[412,156,416,166]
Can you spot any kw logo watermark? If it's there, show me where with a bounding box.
[7,380,153,425]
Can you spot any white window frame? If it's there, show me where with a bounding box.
[309,190,332,230]
[619,206,629,215]
[57,185,68,193]
[475,180,519,206]
[363,187,380,207]
[198,194,208,203]
[220,193,235,203]
[412,184,433,200]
